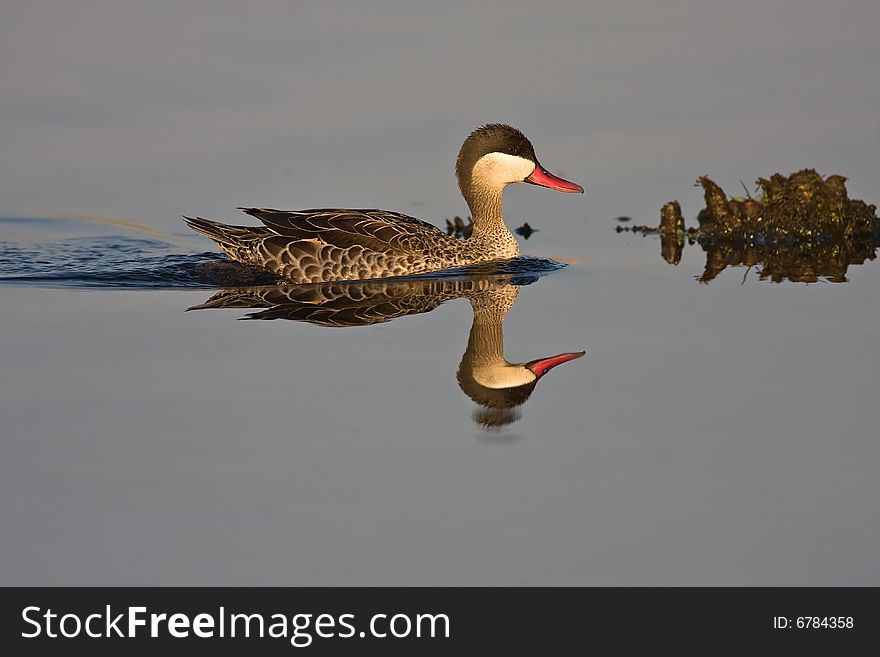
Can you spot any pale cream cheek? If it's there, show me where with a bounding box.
[472,364,536,389]
[471,153,536,189]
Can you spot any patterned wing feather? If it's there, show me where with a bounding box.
[239,207,447,254]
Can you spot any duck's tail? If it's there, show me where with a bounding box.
[183,216,250,248]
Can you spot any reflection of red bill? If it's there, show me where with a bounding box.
[525,351,586,378]
[525,164,584,193]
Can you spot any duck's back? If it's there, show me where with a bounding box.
[186,207,465,284]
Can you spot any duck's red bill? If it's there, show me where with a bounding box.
[525,164,584,193]
[525,351,586,378]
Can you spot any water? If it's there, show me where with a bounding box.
[1,1,879,585]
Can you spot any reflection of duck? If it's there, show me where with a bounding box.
[184,124,583,284]
[191,275,584,429]
[455,285,584,428]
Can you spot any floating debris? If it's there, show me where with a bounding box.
[658,201,686,265]
[615,170,880,283]
[660,201,685,235]
[445,217,539,240]
[616,216,632,223]
[445,215,473,239]
[515,222,538,239]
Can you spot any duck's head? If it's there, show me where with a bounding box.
[455,124,584,198]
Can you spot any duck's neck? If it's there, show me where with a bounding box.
[461,287,519,368]
[462,184,518,257]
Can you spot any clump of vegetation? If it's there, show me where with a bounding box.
[445,216,473,239]
[616,170,879,282]
[696,169,877,242]
[445,216,539,240]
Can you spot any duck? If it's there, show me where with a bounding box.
[184,124,583,284]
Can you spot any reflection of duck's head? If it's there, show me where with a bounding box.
[458,285,584,429]
[458,351,586,428]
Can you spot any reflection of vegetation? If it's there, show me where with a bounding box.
[617,170,880,283]
[695,237,878,284]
